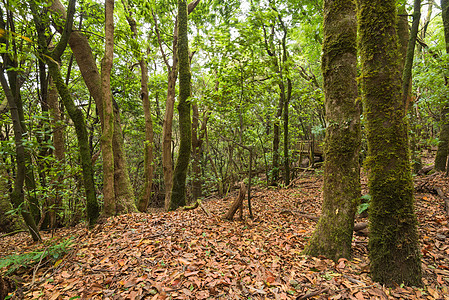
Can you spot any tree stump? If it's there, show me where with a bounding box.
[224,182,246,220]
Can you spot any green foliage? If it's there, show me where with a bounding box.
[0,238,74,275]
[357,194,371,215]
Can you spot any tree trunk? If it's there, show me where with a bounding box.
[435,0,449,171]
[0,68,41,242]
[224,182,246,220]
[33,0,100,226]
[47,77,65,228]
[100,0,116,217]
[49,0,137,213]
[0,145,23,233]
[138,59,155,212]
[169,0,192,210]
[122,4,155,212]
[0,18,40,224]
[191,105,201,200]
[163,70,177,209]
[157,0,201,210]
[272,88,284,184]
[304,0,360,261]
[401,0,421,111]
[358,0,422,286]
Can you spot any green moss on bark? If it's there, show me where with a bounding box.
[169,0,192,211]
[358,0,422,286]
[304,0,360,261]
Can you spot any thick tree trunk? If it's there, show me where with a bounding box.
[358,0,422,286]
[169,0,192,210]
[304,0,360,261]
[49,0,137,213]
[100,0,116,217]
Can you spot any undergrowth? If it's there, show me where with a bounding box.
[0,237,74,276]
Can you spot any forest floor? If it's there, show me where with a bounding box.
[1,169,449,299]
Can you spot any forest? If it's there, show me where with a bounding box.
[1,0,449,298]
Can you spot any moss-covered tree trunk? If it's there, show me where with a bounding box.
[33,0,100,226]
[304,0,360,261]
[100,0,116,217]
[435,0,449,171]
[358,0,422,286]
[169,0,192,211]
[0,69,41,241]
[49,0,137,214]
[0,10,40,225]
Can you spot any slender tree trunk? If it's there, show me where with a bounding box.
[169,0,192,210]
[48,77,65,228]
[33,0,100,226]
[417,1,433,54]
[49,0,137,213]
[138,60,155,212]
[0,68,41,241]
[49,63,100,226]
[435,0,449,171]
[283,79,291,186]
[304,0,360,261]
[121,0,155,212]
[191,104,202,200]
[401,0,421,111]
[156,0,201,210]
[100,0,116,217]
[272,88,284,184]
[163,70,177,209]
[358,0,422,286]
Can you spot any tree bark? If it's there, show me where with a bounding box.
[224,182,246,220]
[33,0,100,226]
[49,0,137,213]
[435,0,449,171]
[47,77,65,228]
[156,0,200,210]
[0,11,40,224]
[0,9,40,240]
[358,0,422,286]
[304,0,360,261]
[169,0,192,210]
[123,6,156,212]
[0,68,41,242]
[401,0,421,111]
[100,0,116,217]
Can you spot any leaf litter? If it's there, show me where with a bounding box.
[1,173,449,299]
